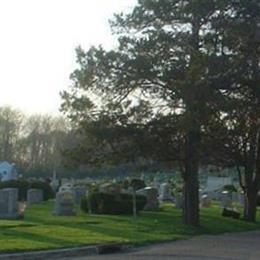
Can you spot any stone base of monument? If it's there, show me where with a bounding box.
[53,207,76,216]
[222,207,240,219]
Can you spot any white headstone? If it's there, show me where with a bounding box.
[159,183,173,201]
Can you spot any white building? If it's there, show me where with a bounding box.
[206,176,233,192]
[0,161,18,181]
[205,176,233,199]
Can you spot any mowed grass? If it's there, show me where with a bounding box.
[0,201,260,253]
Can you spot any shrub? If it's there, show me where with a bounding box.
[0,179,54,201]
[0,180,29,200]
[81,192,146,215]
[222,185,237,193]
[257,193,260,206]
[30,181,54,200]
[130,179,146,190]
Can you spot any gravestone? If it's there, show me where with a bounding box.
[174,195,183,209]
[159,183,173,201]
[0,188,19,219]
[144,187,159,211]
[200,194,211,208]
[152,179,160,190]
[27,189,43,204]
[53,190,76,216]
[220,191,233,208]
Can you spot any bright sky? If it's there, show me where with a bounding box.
[0,0,137,115]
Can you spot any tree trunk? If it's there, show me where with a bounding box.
[133,189,137,218]
[244,185,258,222]
[243,125,260,222]
[183,124,200,226]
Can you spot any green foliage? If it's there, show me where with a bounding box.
[130,179,146,190]
[222,185,238,193]
[30,181,55,201]
[60,0,260,224]
[81,192,147,215]
[0,180,29,201]
[257,194,260,207]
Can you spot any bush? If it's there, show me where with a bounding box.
[81,192,147,215]
[0,179,54,201]
[0,180,29,200]
[30,181,54,201]
[257,193,260,206]
[222,185,237,193]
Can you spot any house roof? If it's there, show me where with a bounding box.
[0,161,14,172]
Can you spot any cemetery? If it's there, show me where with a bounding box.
[0,173,259,254]
[0,0,260,258]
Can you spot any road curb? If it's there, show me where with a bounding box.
[0,243,130,260]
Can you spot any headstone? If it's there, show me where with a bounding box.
[144,187,159,211]
[174,195,183,209]
[220,191,232,208]
[159,183,173,201]
[200,194,211,208]
[152,179,160,190]
[27,189,43,205]
[53,190,76,216]
[0,188,19,219]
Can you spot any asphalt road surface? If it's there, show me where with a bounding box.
[65,231,260,260]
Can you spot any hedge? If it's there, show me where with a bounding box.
[81,192,147,215]
[0,179,54,201]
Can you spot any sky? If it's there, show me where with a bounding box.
[0,0,137,115]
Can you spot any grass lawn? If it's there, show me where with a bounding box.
[0,201,260,253]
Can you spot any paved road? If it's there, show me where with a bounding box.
[66,231,260,260]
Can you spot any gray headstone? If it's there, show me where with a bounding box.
[159,183,173,201]
[221,191,233,208]
[174,196,183,209]
[200,194,211,208]
[144,188,159,211]
[27,189,43,205]
[53,190,76,216]
[0,188,19,219]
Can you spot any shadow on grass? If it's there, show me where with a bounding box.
[0,229,77,253]
[13,201,260,250]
